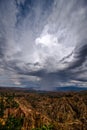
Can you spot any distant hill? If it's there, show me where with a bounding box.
[55,86,87,91]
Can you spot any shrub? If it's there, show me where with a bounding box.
[0,115,24,130]
[0,97,4,118]
[32,124,53,130]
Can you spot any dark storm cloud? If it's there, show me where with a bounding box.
[68,40,87,69]
[23,40,87,89]
[0,38,6,58]
[15,0,32,18]
[15,0,54,27]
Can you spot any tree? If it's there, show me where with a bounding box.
[0,97,4,118]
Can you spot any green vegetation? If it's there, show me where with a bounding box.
[0,94,21,130]
[5,96,19,108]
[0,97,4,118]
[32,125,53,130]
[0,94,19,109]
[0,115,24,130]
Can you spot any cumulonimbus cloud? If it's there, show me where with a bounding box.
[0,0,87,90]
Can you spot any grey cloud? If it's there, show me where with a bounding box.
[68,40,87,69]
[0,38,6,58]
[0,0,87,89]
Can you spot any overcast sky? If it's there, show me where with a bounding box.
[0,0,87,90]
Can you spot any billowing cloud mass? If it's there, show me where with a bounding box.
[0,0,87,90]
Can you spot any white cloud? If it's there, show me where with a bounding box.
[35,24,75,71]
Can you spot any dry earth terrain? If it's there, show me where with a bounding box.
[0,87,87,130]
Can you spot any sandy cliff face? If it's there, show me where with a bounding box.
[0,90,87,130]
[14,98,51,129]
[14,92,87,130]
